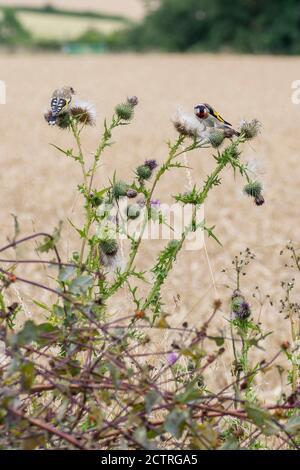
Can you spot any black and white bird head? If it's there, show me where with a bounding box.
[194,104,210,120]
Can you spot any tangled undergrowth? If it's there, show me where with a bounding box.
[0,94,299,450]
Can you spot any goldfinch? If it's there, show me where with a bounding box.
[48,86,75,126]
[194,103,240,137]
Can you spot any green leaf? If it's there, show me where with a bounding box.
[37,222,62,253]
[20,361,35,391]
[107,362,120,388]
[176,382,202,404]
[58,266,77,283]
[245,405,278,436]
[164,408,187,439]
[286,415,300,435]
[22,435,46,450]
[190,423,218,450]
[36,323,61,346]
[133,427,152,450]
[69,275,93,295]
[17,320,37,346]
[145,390,161,414]
[33,300,52,313]
[210,335,225,347]
[220,437,240,450]
[10,213,20,241]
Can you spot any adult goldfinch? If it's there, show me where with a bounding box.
[194,103,240,137]
[48,86,75,126]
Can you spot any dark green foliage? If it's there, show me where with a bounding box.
[116,0,300,54]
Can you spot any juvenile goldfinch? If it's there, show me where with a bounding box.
[48,86,75,126]
[194,103,240,137]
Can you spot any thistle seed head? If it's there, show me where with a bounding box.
[239,119,261,140]
[173,109,205,138]
[70,101,96,126]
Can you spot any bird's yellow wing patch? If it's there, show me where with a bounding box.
[212,110,226,123]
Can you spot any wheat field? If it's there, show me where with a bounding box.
[0,0,145,19]
[1,53,300,396]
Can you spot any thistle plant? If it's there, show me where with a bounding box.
[0,93,300,450]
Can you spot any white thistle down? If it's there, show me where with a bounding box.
[173,108,207,139]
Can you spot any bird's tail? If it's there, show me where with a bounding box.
[48,113,57,126]
[222,126,240,138]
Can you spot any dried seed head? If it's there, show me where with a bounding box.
[239,119,261,140]
[173,109,205,138]
[70,101,96,126]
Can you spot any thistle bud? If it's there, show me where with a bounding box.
[99,239,118,256]
[136,165,152,180]
[144,159,158,171]
[231,290,251,320]
[127,188,138,199]
[243,181,263,199]
[127,204,141,220]
[208,129,226,148]
[112,181,128,199]
[115,102,134,121]
[254,195,265,206]
[127,96,139,107]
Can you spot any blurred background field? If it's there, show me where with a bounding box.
[0,1,300,396]
[1,0,300,53]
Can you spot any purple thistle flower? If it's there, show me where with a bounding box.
[167,352,179,366]
[150,199,161,209]
[144,159,158,171]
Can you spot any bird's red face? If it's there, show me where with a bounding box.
[194,104,209,119]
